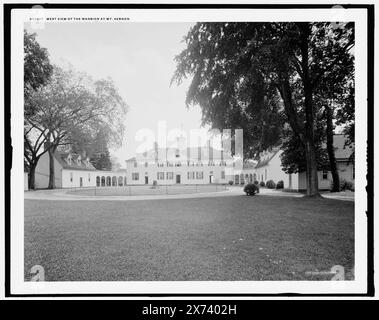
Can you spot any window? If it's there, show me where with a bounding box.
[132,173,139,181]
[70,172,73,182]
[322,170,328,180]
[88,173,91,182]
[144,162,148,168]
[221,171,225,179]
[157,172,165,180]
[352,165,355,180]
[175,148,180,158]
[187,171,195,180]
[265,169,267,181]
[196,171,203,179]
[133,161,137,168]
[175,162,181,167]
[166,172,173,180]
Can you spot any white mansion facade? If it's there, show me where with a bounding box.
[125,142,241,185]
[125,135,354,191]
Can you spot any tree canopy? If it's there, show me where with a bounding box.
[172,22,354,195]
[24,30,53,112]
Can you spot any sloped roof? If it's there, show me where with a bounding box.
[333,134,354,160]
[243,159,258,169]
[255,135,354,168]
[131,146,234,162]
[255,148,280,169]
[55,151,97,171]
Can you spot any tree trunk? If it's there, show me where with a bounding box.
[299,22,320,197]
[325,105,340,192]
[29,164,36,190]
[304,138,319,196]
[48,146,55,189]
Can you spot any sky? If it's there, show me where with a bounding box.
[26,22,209,165]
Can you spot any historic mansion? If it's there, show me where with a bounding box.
[32,135,354,192]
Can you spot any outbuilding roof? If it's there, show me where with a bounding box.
[55,151,97,171]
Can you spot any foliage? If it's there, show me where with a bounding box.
[266,179,276,189]
[259,181,266,187]
[172,22,354,196]
[331,179,354,192]
[90,149,112,171]
[23,30,53,189]
[276,180,284,189]
[243,183,259,196]
[228,180,234,185]
[280,127,329,174]
[24,30,53,113]
[254,180,259,185]
[25,65,128,188]
[25,66,127,152]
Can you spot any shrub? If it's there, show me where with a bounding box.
[228,180,234,185]
[254,180,259,185]
[266,180,276,189]
[331,179,355,192]
[259,181,265,187]
[340,179,354,191]
[244,183,259,196]
[276,180,284,189]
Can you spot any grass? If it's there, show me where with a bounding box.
[24,195,354,281]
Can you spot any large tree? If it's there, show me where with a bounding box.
[24,30,53,189]
[25,66,128,188]
[172,22,354,196]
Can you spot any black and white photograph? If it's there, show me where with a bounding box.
[3,2,375,298]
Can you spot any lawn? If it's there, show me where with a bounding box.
[24,195,354,281]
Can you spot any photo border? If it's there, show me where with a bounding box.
[3,2,374,298]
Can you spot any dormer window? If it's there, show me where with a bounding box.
[67,154,72,166]
[77,155,82,166]
[86,157,90,167]
[175,148,180,158]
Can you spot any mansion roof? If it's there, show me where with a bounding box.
[126,146,234,163]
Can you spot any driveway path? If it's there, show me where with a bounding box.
[24,186,353,201]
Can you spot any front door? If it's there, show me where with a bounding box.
[176,174,181,184]
[80,177,83,187]
[209,175,214,184]
[145,176,149,184]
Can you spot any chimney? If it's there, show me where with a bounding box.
[154,141,158,163]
